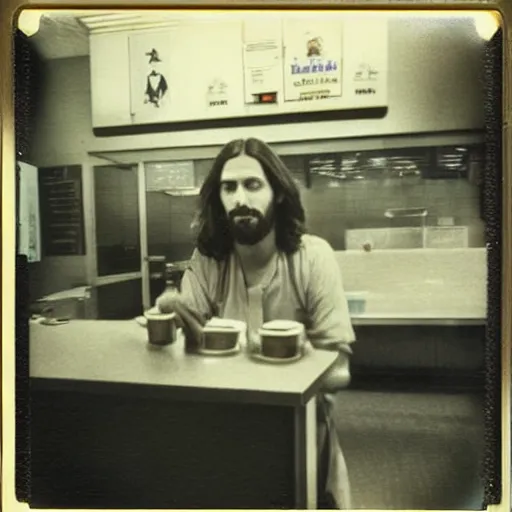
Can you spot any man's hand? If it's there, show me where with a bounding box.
[155,289,181,314]
[155,290,206,350]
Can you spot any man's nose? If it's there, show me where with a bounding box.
[233,185,248,206]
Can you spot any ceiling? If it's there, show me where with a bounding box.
[30,14,89,60]
[28,10,491,61]
[28,10,228,60]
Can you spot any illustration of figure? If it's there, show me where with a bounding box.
[207,78,228,97]
[207,78,229,107]
[307,36,323,57]
[354,63,379,81]
[144,48,168,108]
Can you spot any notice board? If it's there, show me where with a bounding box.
[38,166,86,256]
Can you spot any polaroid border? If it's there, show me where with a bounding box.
[1,2,510,512]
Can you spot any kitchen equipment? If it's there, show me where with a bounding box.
[424,226,469,249]
[345,227,424,251]
[385,207,429,248]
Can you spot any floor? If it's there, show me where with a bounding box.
[331,390,485,510]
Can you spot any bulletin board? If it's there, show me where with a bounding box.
[38,166,86,256]
[124,14,388,127]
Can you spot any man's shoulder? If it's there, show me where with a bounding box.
[189,248,223,273]
[291,235,337,277]
[298,234,334,257]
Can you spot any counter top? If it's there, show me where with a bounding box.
[345,290,485,326]
[350,314,485,326]
[29,320,338,407]
[337,248,487,325]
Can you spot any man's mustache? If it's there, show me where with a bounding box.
[228,207,262,221]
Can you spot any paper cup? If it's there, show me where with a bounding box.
[201,318,244,351]
[144,311,177,346]
[259,320,305,359]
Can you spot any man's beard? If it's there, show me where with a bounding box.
[227,205,275,246]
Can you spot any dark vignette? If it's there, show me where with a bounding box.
[14,26,43,502]
[481,27,503,506]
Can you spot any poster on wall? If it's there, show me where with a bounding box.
[164,22,245,121]
[341,17,388,105]
[129,32,173,123]
[242,20,283,104]
[205,78,230,109]
[18,161,41,262]
[199,23,245,116]
[282,19,343,102]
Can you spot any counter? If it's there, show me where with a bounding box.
[29,320,338,509]
[30,320,337,406]
[338,248,487,327]
[350,313,485,327]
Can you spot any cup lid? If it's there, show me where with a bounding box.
[259,320,304,336]
[144,310,176,321]
[204,317,246,332]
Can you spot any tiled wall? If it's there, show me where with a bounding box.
[138,148,484,263]
[285,155,485,251]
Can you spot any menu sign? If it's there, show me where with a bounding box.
[283,20,343,102]
[145,160,196,191]
[38,166,85,256]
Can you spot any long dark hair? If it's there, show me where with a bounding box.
[194,138,306,261]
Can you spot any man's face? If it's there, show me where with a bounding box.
[219,155,275,246]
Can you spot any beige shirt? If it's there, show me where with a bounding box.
[179,234,354,507]
[179,234,355,352]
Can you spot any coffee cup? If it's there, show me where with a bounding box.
[201,318,245,351]
[144,310,177,346]
[258,320,305,359]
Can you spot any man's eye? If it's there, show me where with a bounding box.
[244,179,262,191]
[221,182,237,193]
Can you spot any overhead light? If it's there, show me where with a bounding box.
[472,11,500,41]
[17,10,44,37]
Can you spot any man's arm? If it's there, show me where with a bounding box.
[156,250,216,341]
[178,250,217,318]
[304,238,356,391]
